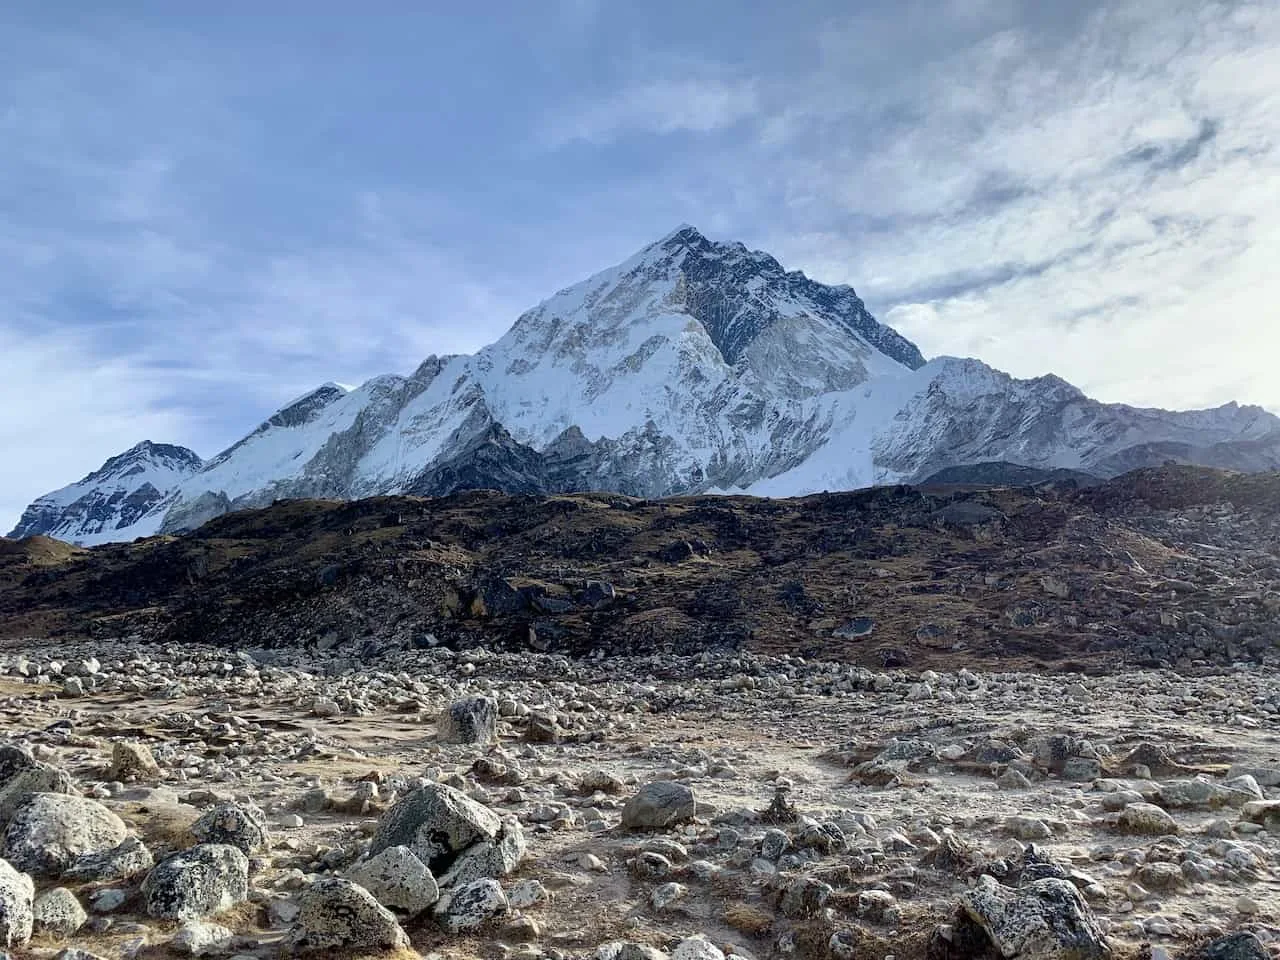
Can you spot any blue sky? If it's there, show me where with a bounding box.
[4,0,1280,530]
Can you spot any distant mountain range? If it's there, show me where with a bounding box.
[13,224,1280,545]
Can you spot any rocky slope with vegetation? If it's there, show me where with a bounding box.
[3,466,1280,672]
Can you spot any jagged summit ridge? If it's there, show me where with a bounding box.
[9,440,203,544]
[13,225,1280,545]
[603,223,926,370]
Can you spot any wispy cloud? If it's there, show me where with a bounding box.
[745,0,1280,412]
[0,327,196,531]
[0,15,532,531]
[539,67,758,146]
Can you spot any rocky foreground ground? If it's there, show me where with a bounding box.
[0,641,1277,960]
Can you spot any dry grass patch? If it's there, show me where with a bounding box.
[117,801,199,854]
[722,900,774,937]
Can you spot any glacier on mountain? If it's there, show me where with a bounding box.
[11,225,1280,545]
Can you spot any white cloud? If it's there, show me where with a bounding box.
[751,0,1280,413]
[541,71,758,146]
[0,328,197,534]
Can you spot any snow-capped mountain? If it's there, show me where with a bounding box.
[12,225,1280,545]
[9,441,203,545]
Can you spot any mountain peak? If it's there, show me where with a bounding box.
[647,224,774,269]
[660,222,701,243]
[15,228,1280,546]
[619,225,922,369]
[99,441,203,477]
[7,440,205,543]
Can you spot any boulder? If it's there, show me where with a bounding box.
[171,920,235,956]
[0,746,36,787]
[438,817,526,888]
[0,857,33,948]
[288,878,410,953]
[142,843,249,920]
[437,696,498,745]
[345,844,439,916]
[1200,932,1269,960]
[960,875,1110,960]
[622,782,697,829]
[191,802,270,854]
[1114,802,1178,836]
[63,836,155,882]
[0,762,75,825]
[369,782,512,879]
[2,794,127,877]
[109,742,161,782]
[434,878,508,932]
[33,887,87,938]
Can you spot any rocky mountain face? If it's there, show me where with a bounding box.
[11,225,1280,546]
[8,441,203,545]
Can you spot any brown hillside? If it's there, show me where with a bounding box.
[3,467,1278,672]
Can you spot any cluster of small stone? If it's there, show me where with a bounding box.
[0,640,1276,960]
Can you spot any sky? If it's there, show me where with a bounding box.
[3,0,1280,531]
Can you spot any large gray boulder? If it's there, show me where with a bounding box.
[0,762,75,825]
[960,875,1110,960]
[32,886,86,938]
[370,782,513,879]
[0,745,35,786]
[345,845,439,916]
[109,742,161,782]
[2,794,127,877]
[1200,931,1270,960]
[288,878,410,953]
[0,857,33,948]
[191,802,270,854]
[142,844,249,920]
[437,696,498,745]
[434,878,508,933]
[622,782,697,829]
[63,836,155,882]
[438,817,526,888]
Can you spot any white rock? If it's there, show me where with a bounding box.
[289,878,409,953]
[651,882,687,911]
[345,844,439,916]
[673,936,725,960]
[2,794,128,877]
[172,920,235,956]
[32,886,86,938]
[0,857,34,948]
